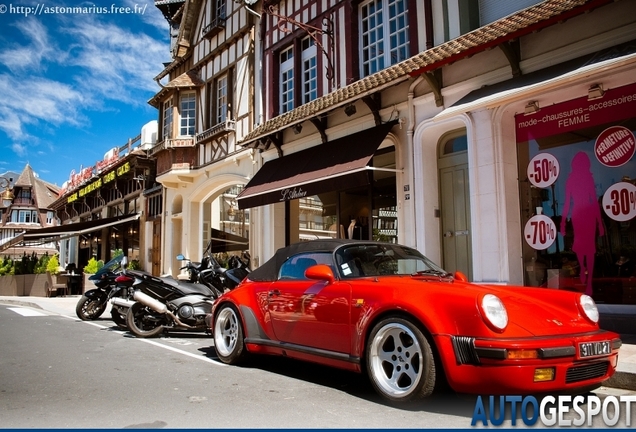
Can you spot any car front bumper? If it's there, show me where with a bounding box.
[436,331,621,394]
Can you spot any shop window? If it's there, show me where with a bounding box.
[147,194,162,219]
[216,74,228,124]
[434,0,480,44]
[441,133,468,155]
[301,37,317,104]
[360,0,409,77]
[180,92,196,136]
[11,210,38,223]
[280,46,294,113]
[162,98,173,140]
[217,185,249,239]
[286,147,397,245]
[516,85,636,305]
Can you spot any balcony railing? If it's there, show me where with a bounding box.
[202,15,226,39]
[196,120,235,144]
[148,137,195,156]
[166,138,195,148]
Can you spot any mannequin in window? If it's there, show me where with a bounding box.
[348,219,356,240]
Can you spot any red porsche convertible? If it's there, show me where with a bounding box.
[209,240,621,403]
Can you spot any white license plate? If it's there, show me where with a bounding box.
[579,341,610,358]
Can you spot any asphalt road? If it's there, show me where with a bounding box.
[0,303,634,429]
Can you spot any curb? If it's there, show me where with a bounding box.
[603,371,636,392]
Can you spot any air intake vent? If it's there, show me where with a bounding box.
[452,336,480,365]
[565,362,609,384]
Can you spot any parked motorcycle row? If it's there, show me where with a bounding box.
[75,241,250,338]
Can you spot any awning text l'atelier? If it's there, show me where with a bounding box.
[66,162,131,204]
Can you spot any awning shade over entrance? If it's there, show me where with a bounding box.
[21,214,140,245]
[208,228,249,253]
[236,121,397,209]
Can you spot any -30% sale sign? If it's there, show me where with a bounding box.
[524,215,557,250]
[602,182,636,222]
[527,153,559,188]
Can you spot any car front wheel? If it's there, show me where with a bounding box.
[366,317,436,402]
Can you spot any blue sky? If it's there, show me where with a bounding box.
[0,0,169,187]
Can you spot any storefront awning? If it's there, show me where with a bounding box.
[434,40,636,120]
[21,214,140,245]
[208,228,249,253]
[236,122,397,209]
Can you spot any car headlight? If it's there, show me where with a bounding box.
[579,294,599,323]
[480,294,508,332]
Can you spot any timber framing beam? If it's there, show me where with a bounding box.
[422,70,443,107]
[499,39,522,77]
[362,94,382,125]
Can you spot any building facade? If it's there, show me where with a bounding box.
[233,0,636,307]
[149,0,258,276]
[40,132,160,273]
[0,165,60,257]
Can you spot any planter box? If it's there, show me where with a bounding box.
[0,274,48,297]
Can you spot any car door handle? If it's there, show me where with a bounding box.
[268,289,280,297]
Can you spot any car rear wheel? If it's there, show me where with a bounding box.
[213,304,246,364]
[366,317,436,402]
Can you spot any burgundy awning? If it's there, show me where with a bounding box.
[236,122,397,209]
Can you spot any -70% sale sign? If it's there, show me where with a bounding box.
[524,215,557,250]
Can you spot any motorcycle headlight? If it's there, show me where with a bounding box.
[579,294,599,324]
[480,294,508,332]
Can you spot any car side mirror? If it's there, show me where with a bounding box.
[176,254,185,261]
[305,264,335,284]
[454,271,468,282]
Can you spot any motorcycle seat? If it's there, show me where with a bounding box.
[173,280,216,297]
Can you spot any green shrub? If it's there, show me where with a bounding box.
[0,257,13,276]
[46,255,61,275]
[35,253,50,274]
[83,257,104,274]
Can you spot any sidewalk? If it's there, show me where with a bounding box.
[0,295,634,391]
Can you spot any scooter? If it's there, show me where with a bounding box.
[124,261,217,338]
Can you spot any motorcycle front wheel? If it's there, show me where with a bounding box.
[75,294,107,320]
[126,302,165,338]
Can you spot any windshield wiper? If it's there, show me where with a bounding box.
[413,269,453,278]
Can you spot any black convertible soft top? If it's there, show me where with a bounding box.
[247,239,352,282]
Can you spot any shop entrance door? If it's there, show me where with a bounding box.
[438,133,473,280]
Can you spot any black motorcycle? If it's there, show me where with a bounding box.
[75,254,135,328]
[177,252,226,298]
[223,251,251,291]
[124,263,217,338]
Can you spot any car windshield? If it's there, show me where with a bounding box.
[335,244,448,278]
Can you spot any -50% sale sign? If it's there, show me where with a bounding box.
[602,182,636,222]
[527,153,559,188]
[524,215,557,250]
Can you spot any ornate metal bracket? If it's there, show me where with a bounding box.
[265,5,335,84]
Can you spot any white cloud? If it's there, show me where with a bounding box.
[11,142,27,157]
[0,19,59,71]
[0,8,168,159]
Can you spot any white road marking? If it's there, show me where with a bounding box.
[7,307,48,317]
[73,316,224,366]
[139,338,226,366]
